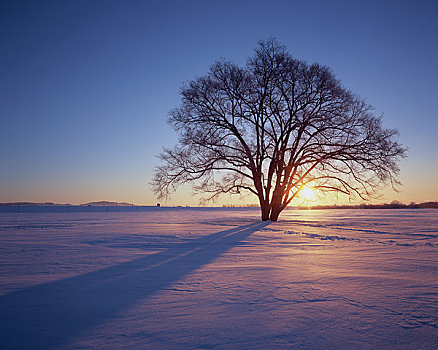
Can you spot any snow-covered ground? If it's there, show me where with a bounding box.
[0,208,437,349]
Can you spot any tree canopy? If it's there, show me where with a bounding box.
[152,39,406,221]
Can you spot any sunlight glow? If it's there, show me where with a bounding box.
[301,187,316,200]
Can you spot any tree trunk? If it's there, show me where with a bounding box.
[259,195,271,221]
[269,189,283,221]
[261,203,270,221]
[269,204,282,221]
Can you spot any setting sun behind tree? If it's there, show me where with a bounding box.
[301,187,316,201]
[153,39,406,221]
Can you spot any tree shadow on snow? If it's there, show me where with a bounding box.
[0,221,269,349]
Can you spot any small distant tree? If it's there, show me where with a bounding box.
[152,39,406,221]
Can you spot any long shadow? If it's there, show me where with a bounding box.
[0,221,269,349]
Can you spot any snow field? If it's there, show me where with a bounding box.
[0,208,437,349]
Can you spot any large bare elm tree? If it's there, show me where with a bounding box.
[152,39,406,221]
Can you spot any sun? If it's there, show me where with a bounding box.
[301,187,315,200]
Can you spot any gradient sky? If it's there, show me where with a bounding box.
[1,0,437,205]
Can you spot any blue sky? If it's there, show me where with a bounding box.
[1,0,437,205]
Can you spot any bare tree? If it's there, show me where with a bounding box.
[152,39,407,221]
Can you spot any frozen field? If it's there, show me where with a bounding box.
[0,208,437,349]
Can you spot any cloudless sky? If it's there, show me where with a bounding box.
[1,0,437,205]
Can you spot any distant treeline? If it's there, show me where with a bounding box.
[0,201,134,207]
[299,201,438,210]
[0,202,60,206]
[2,201,437,209]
